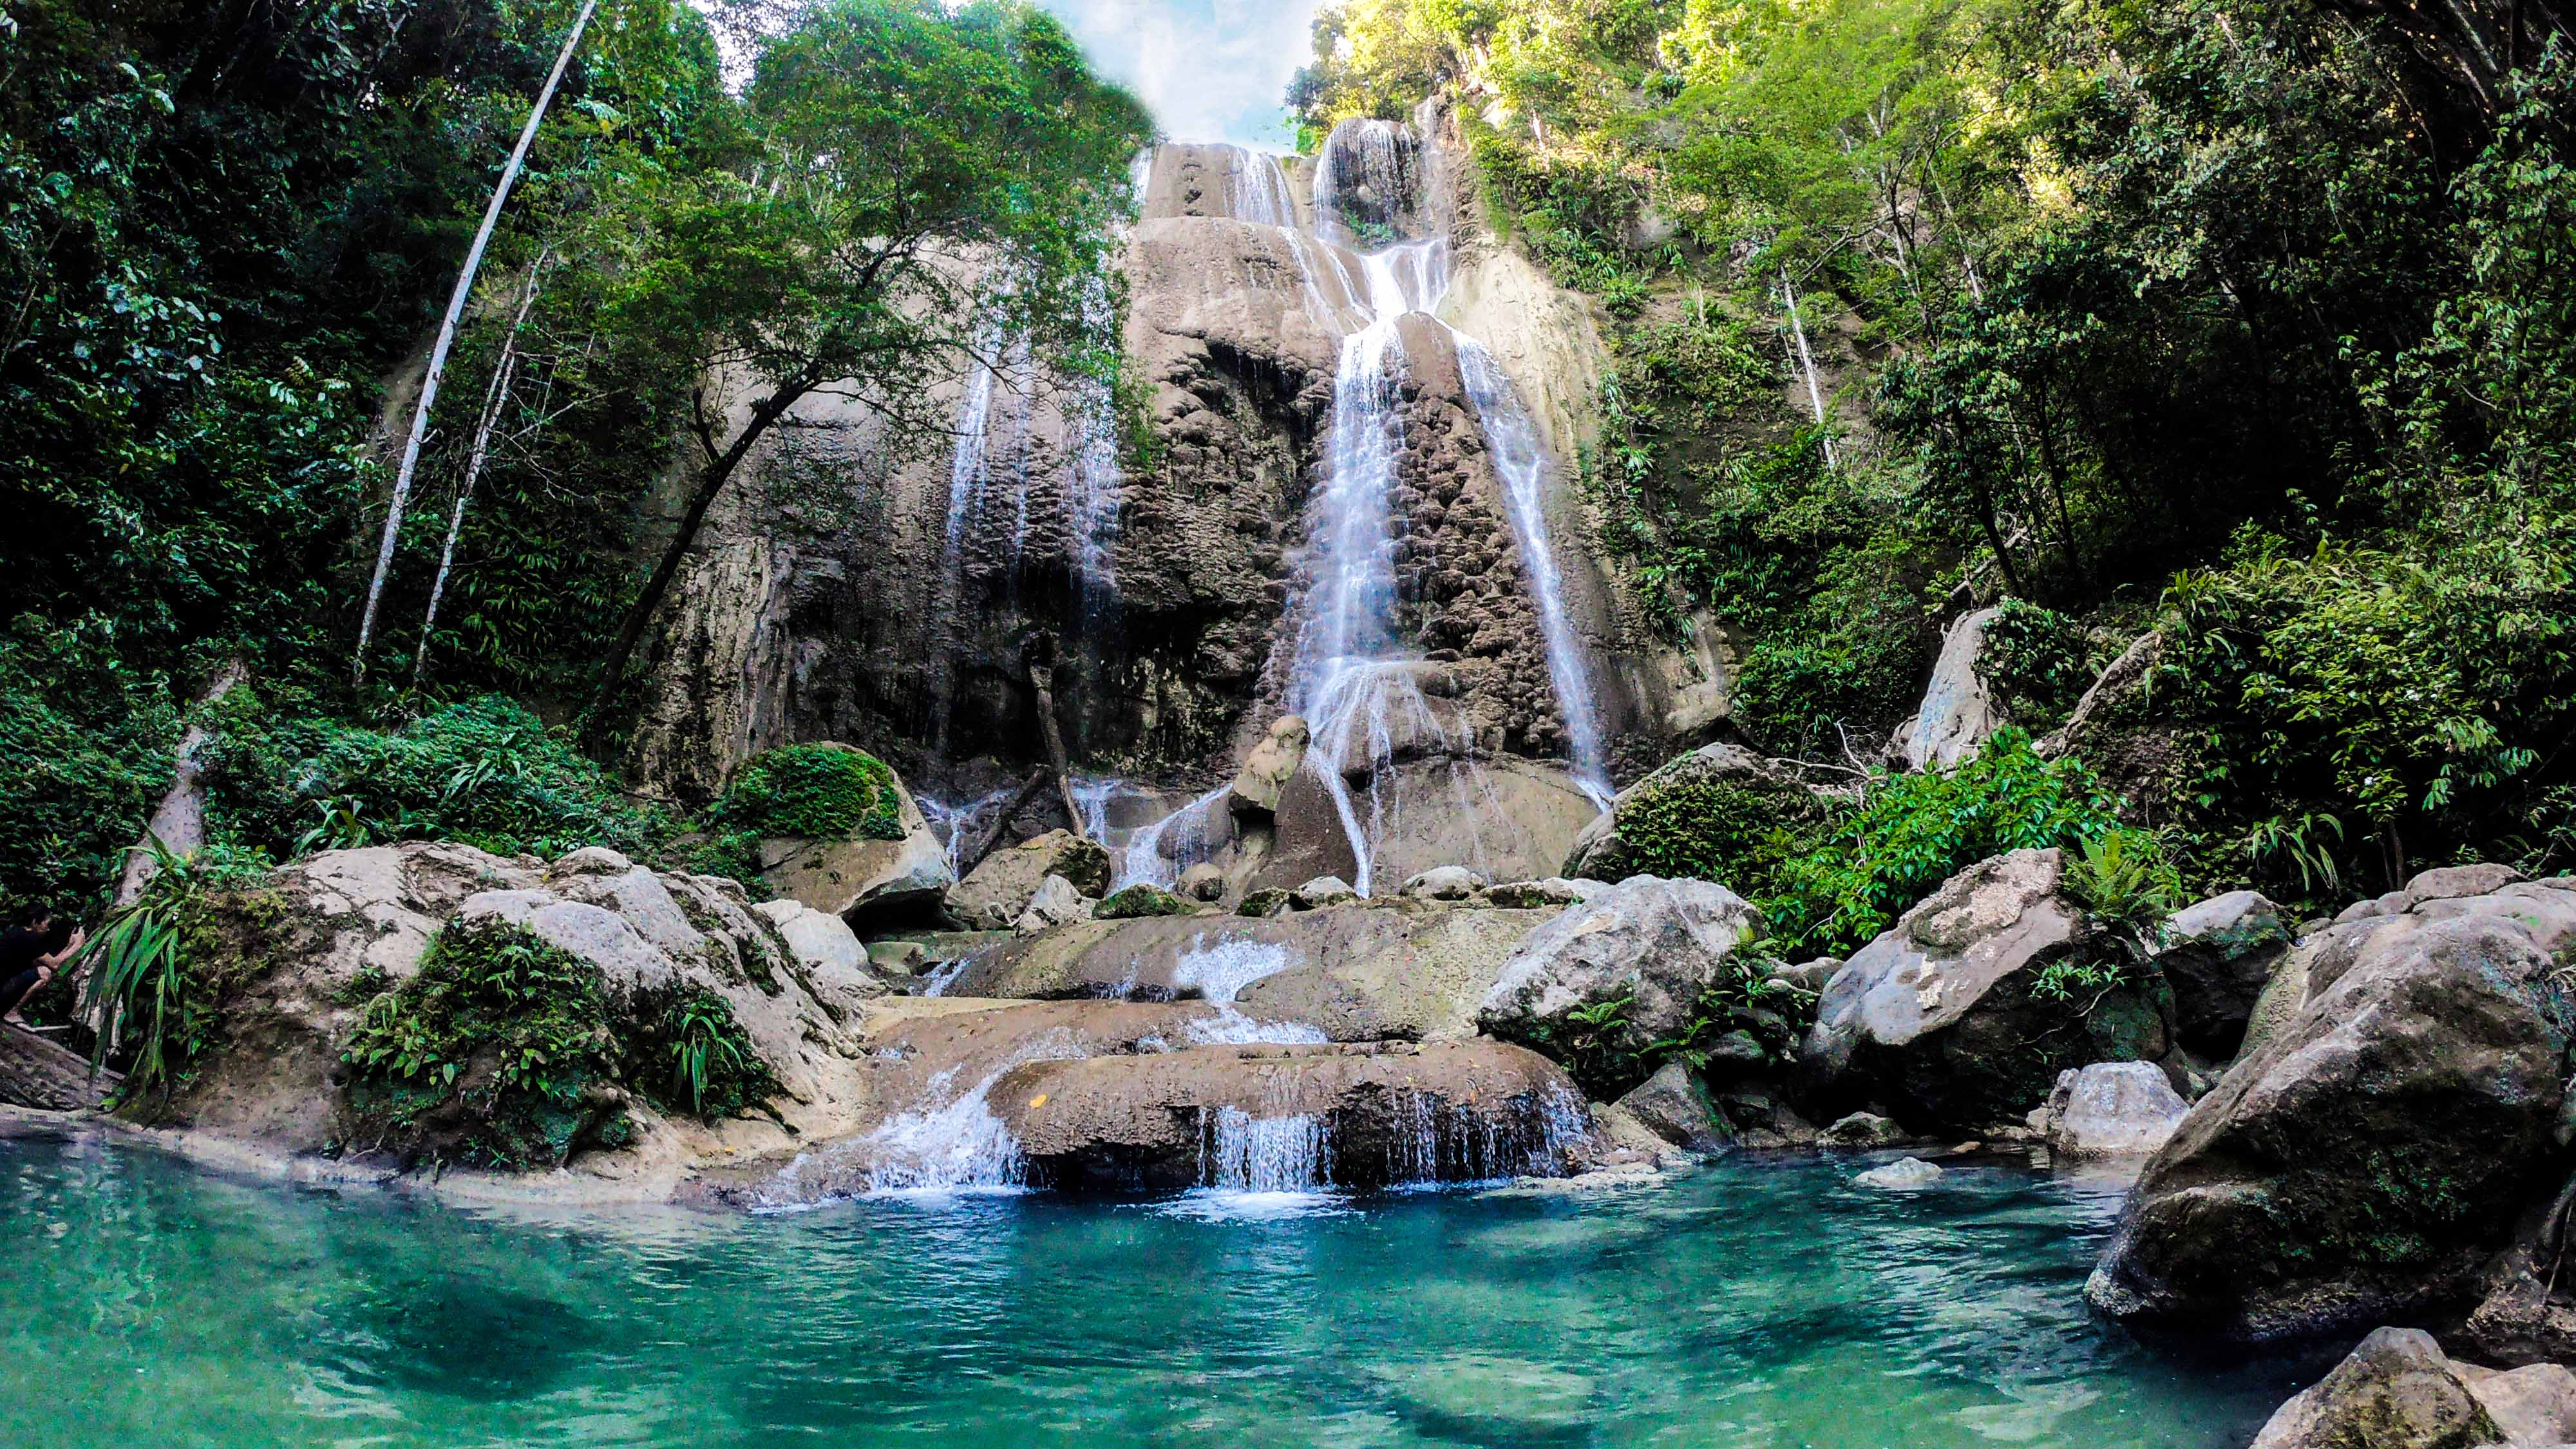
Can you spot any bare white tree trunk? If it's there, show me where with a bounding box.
[353,0,600,681]
[1781,267,1839,469]
[414,250,549,684]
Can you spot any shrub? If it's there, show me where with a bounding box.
[75,839,278,1103]
[638,990,777,1124]
[1769,730,2125,953]
[0,614,183,913]
[714,744,904,842]
[1976,599,2093,732]
[341,919,625,1170]
[1609,769,1824,904]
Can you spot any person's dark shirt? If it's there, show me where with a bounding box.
[0,927,46,979]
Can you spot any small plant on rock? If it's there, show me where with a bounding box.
[650,990,777,1124]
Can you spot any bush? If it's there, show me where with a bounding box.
[1769,730,2125,953]
[1609,769,1823,904]
[714,744,904,842]
[1976,599,2092,732]
[201,694,670,863]
[638,990,777,1124]
[341,918,626,1170]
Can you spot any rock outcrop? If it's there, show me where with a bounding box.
[1560,740,1817,882]
[2088,871,2576,1345]
[1228,715,1309,819]
[1799,849,2162,1132]
[989,1037,1589,1192]
[2152,889,2293,1058]
[1613,1061,1730,1150]
[761,772,952,928]
[1897,605,2003,770]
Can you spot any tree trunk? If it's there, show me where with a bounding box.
[353,0,599,681]
[1028,663,1086,837]
[415,250,549,684]
[961,766,1056,878]
[115,659,250,906]
[587,374,819,720]
[0,1028,115,1112]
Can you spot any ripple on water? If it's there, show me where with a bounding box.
[0,1145,2309,1448]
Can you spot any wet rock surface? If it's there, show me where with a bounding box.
[2088,872,2576,1346]
[1479,876,1760,1065]
[2246,1326,2576,1449]
[949,829,1112,930]
[2040,1063,2188,1161]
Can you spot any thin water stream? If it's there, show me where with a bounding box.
[0,1137,2310,1445]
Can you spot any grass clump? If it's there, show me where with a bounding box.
[637,990,777,1124]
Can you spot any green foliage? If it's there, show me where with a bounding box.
[74,838,274,1101]
[0,614,181,913]
[1976,600,2090,732]
[714,744,902,842]
[646,990,776,1124]
[202,694,670,862]
[1611,770,1823,904]
[1769,730,2123,952]
[341,918,623,1170]
[1546,993,1640,1099]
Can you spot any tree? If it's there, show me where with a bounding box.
[582,0,1153,714]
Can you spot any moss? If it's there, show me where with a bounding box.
[1095,884,1195,920]
[1237,887,1291,918]
[715,744,904,842]
[1611,770,1823,904]
[339,918,625,1171]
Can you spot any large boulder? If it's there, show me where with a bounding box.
[1614,1061,1730,1150]
[989,1038,1593,1192]
[2249,1326,2576,1449]
[2153,889,2293,1058]
[761,769,952,929]
[948,829,1113,930]
[1012,875,1094,935]
[1562,741,1816,883]
[1799,849,2160,1132]
[1897,605,2003,770]
[1478,876,1760,1077]
[146,843,880,1184]
[2087,874,2576,1345]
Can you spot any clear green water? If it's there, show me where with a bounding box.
[0,1141,2303,1446]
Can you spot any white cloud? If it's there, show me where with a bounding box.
[1030,0,1325,148]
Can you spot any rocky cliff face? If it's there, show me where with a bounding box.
[624,104,1719,869]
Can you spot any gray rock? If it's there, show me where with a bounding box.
[1290,875,1359,910]
[761,766,952,929]
[1401,865,1489,902]
[1477,876,1759,1072]
[1854,1157,1943,1189]
[2153,889,2292,1057]
[1562,741,1815,882]
[2249,1327,2508,1449]
[2042,1063,2188,1160]
[2088,879,2576,1345]
[1801,849,2153,1132]
[1769,958,1841,994]
[1178,862,1226,902]
[1228,715,1311,820]
[949,829,1113,930]
[1897,605,2005,770]
[1013,875,1094,936]
[752,898,865,976]
[1615,1062,1729,1149]
[1821,1112,1909,1148]
[1484,877,1600,909]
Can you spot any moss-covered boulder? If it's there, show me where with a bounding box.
[1094,884,1195,920]
[1562,741,1822,896]
[725,744,952,927]
[950,829,1112,929]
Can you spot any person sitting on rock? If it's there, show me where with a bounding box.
[0,908,84,1028]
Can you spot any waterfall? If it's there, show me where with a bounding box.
[1457,340,1613,803]
[1200,1108,1331,1193]
[1311,119,1415,248]
[1065,274,1122,632]
[930,335,1003,757]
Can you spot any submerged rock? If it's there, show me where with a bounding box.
[1854,1157,1943,1189]
[1478,876,1759,1080]
[949,829,1113,931]
[2041,1063,2187,1161]
[2088,872,2576,1345]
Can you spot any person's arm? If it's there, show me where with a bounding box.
[37,927,85,969]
